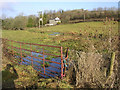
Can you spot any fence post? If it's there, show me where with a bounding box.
[5,39,8,57]
[65,48,69,58]
[64,48,69,76]
[20,43,23,64]
[61,47,63,79]
[30,44,33,67]
[43,48,45,76]
[12,41,14,56]
[3,39,6,56]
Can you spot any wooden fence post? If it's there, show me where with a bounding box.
[109,52,115,76]
[20,43,23,64]
[12,41,14,56]
[43,48,45,75]
[30,44,33,67]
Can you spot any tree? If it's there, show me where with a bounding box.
[2,18,14,30]
[13,15,27,30]
[27,15,37,27]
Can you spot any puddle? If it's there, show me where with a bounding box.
[16,52,67,78]
[49,32,61,36]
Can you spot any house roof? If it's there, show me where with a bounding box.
[55,17,60,21]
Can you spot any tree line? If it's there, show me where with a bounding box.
[2,7,118,30]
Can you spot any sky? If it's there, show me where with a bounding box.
[0,0,119,18]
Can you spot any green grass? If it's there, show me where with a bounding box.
[2,21,118,89]
[2,21,118,54]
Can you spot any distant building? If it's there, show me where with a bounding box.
[45,17,61,26]
[55,17,60,21]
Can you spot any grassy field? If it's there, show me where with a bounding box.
[2,21,119,88]
[2,21,118,54]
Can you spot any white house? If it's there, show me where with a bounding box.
[45,17,61,26]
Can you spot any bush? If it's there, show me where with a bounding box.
[57,22,61,25]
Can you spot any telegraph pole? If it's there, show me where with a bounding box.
[42,12,43,27]
[39,18,40,28]
[83,10,86,22]
[38,11,43,28]
[84,12,85,22]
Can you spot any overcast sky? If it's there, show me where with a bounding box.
[0,0,119,18]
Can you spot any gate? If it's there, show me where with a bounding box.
[2,38,69,79]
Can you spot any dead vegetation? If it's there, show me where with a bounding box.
[67,45,119,88]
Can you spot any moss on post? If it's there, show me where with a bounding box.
[109,52,115,76]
